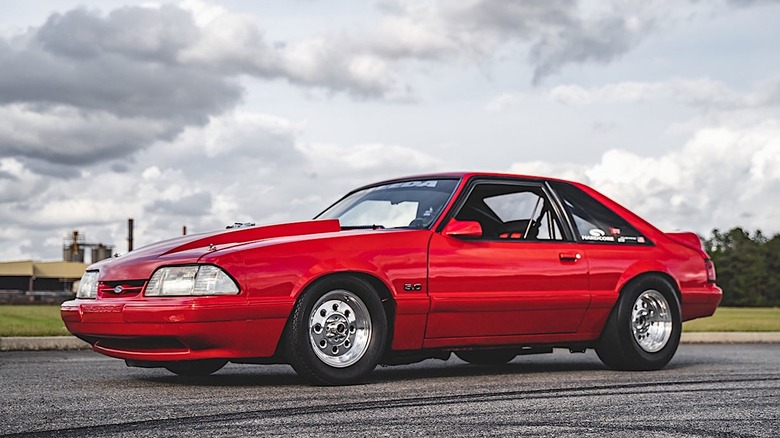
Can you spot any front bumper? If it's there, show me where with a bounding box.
[61,297,293,361]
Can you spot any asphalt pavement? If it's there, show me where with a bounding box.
[2,331,779,351]
[1,344,778,437]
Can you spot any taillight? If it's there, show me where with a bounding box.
[705,259,717,283]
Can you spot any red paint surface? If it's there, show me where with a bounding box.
[62,172,722,363]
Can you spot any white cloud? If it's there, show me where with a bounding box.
[549,79,745,107]
[512,122,780,235]
[300,142,445,176]
[485,93,523,112]
[0,108,450,260]
[0,104,173,164]
[1,0,780,262]
[184,111,303,159]
[0,157,46,203]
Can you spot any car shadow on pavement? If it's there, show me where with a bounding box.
[135,364,304,387]
[131,348,711,387]
[372,358,607,383]
[133,354,626,387]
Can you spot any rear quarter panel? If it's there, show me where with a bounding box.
[566,181,721,323]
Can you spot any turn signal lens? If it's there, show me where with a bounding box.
[76,271,99,299]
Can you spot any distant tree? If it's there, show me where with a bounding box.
[764,234,780,306]
[704,228,779,307]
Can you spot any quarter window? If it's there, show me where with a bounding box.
[550,181,648,245]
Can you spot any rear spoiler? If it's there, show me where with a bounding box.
[665,231,705,255]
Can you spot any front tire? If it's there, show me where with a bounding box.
[164,359,227,376]
[284,276,387,385]
[596,276,681,371]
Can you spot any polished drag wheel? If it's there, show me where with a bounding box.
[309,290,372,368]
[631,289,673,353]
[596,276,681,371]
[285,276,387,385]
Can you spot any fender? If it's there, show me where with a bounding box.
[293,255,431,315]
[292,257,397,299]
[613,259,680,296]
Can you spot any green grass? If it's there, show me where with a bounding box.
[0,305,778,336]
[0,305,70,336]
[683,307,780,332]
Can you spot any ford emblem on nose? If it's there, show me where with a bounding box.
[113,285,124,294]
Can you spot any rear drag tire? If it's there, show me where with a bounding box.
[596,276,681,371]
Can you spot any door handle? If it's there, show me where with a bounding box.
[559,252,582,262]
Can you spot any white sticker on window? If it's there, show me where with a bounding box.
[367,180,439,193]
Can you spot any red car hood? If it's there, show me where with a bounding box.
[92,219,342,281]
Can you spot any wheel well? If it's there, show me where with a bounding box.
[293,272,397,351]
[348,272,396,323]
[595,271,682,345]
[620,271,682,303]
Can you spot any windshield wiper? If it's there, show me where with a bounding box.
[341,225,385,230]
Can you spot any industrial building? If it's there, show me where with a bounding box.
[0,230,114,304]
[0,260,88,292]
[0,260,87,304]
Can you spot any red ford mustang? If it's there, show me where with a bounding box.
[62,172,722,385]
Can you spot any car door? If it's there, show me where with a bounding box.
[425,179,590,341]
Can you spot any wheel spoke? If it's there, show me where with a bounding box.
[308,290,372,368]
[631,289,672,353]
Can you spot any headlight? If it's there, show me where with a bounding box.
[76,271,99,299]
[145,265,240,296]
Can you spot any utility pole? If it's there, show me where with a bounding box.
[128,218,134,252]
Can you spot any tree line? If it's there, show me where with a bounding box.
[703,228,780,307]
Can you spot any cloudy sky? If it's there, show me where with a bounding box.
[1,0,779,262]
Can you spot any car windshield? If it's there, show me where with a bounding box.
[316,179,459,229]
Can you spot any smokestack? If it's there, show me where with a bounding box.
[128,218,134,252]
[72,230,79,257]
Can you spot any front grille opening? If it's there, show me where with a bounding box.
[98,280,146,298]
[95,336,187,352]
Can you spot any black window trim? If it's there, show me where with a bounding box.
[547,180,655,246]
[542,180,577,242]
[436,177,577,242]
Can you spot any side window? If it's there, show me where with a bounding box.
[454,182,565,241]
[550,181,648,245]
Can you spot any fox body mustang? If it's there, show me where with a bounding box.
[62,172,721,384]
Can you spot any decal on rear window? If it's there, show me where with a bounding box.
[582,228,615,241]
[550,181,650,245]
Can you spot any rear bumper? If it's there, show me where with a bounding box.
[61,298,292,361]
[681,285,723,321]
